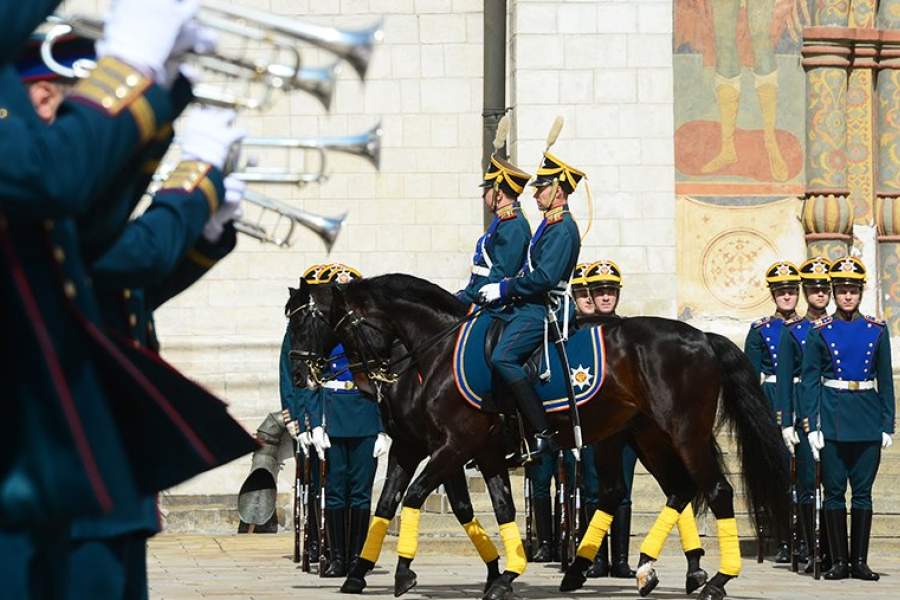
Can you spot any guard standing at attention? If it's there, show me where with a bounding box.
[799,256,894,581]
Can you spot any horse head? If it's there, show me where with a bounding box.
[285,279,335,386]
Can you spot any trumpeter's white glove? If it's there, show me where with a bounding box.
[808,431,825,461]
[372,433,391,458]
[477,283,502,304]
[96,0,200,86]
[883,433,893,450]
[311,426,331,461]
[179,107,245,171]
[202,175,245,242]
[781,426,799,455]
[164,21,218,86]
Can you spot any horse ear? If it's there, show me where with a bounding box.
[288,286,299,297]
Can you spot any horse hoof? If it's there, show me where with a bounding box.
[696,582,727,600]
[685,569,708,595]
[393,569,417,597]
[636,562,659,597]
[483,572,501,593]
[482,578,512,600]
[341,577,367,594]
[560,556,590,592]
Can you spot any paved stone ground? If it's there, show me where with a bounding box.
[148,535,900,599]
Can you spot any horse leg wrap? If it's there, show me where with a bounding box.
[396,507,421,560]
[463,518,500,563]
[576,509,614,560]
[498,521,527,575]
[716,518,742,576]
[639,506,680,559]
[360,516,391,563]
[677,504,702,553]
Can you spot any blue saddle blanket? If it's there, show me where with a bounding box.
[452,312,606,412]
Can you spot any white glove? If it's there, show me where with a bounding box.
[286,419,300,438]
[808,431,825,461]
[477,283,502,304]
[96,0,200,86]
[164,22,218,86]
[203,175,245,242]
[311,426,331,461]
[372,433,391,458]
[781,426,799,455]
[179,107,245,171]
[298,431,313,457]
[883,432,893,450]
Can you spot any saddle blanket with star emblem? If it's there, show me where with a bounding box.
[452,311,606,412]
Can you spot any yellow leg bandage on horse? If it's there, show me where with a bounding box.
[717,518,742,576]
[396,507,421,559]
[677,504,702,553]
[576,510,613,560]
[360,516,391,563]
[498,521,527,575]
[639,506,680,559]
[463,519,500,563]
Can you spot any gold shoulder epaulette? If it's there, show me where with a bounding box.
[69,57,155,143]
[751,316,771,329]
[545,207,567,224]
[496,205,517,221]
[784,315,803,326]
[160,161,219,214]
[864,314,886,327]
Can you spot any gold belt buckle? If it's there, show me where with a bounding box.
[344,381,354,390]
[848,381,859,391]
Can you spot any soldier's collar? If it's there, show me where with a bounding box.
[495,202,519,220]
[544,205,568,223]
[831,309,861,322]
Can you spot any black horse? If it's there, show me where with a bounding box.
[289,274,790,600]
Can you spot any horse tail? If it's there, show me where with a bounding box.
[705,332,790,541]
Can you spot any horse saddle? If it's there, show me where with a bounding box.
[453,311,606,414]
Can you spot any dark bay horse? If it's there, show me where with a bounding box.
[290,274,790,600]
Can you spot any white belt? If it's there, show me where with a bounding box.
[323,380,357,391]
[762,375,800,384]
[823,379,875,391]
[471,265,490,277]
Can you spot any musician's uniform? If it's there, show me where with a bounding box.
[774,257,830,572]
[799,257,894,581]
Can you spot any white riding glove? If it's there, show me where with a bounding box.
[781,426,799,455]
[372,433,391,458]
[477,283,502,304]
[202,175,245,242]
[298,431,313,457]
[807,431,825,461]
[883,433,893,450]
[311,426,331,461]
[96,0,199,86]
[179,107,245,171]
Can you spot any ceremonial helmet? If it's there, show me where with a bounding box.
[480,113,531,198]
[799,257,832,286]
[585,259,623,289]
[319,263,362,285]
[764,261,801,290]
[570,262,593,289]
[531,151,586,195]
[301,263,328,285]
[828,256,866,286]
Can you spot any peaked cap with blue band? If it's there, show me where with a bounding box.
[15,32,96,83]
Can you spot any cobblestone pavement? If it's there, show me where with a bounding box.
[148,535,899,599]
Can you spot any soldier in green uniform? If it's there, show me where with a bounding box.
[743,260,801,563]
[799,256,895,581]
[309,264,389,578]
[775,257,832,573]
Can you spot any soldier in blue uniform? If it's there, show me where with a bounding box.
[775,257,831,573]
[743,260,801,562]
[309,264,389,578]
[477,145,584,458]
[799,256,895,581]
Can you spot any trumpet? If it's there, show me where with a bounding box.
[236,189,345,251]
[235,123,383,187]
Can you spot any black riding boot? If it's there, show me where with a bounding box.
[800,503,816,574]
[610,505,636,578]
[823,509,848,580]
[850,509,879,581]
[323,508,347,577]
[820,508,832,571]
[531,497,554,562]
[509,379,558,459]
[347,508,370,574]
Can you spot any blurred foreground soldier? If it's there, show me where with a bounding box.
[800,257,894,581]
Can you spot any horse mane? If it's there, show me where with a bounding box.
[347,273,467,318]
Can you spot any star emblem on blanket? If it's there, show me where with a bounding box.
[570,365,593,390]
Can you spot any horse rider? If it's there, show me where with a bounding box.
[775,257,832,573]
[309,264,390,578]
[799,256,894,581]
[477,149,584,458]
[744,260,801,563]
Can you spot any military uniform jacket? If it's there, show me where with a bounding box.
[308,344,383,439]
[744,315,787,410]
[498,207,580,322]
[279,328,317,426]
[774,316,814,428]
[799,313,896,442]
[458,203,530,322]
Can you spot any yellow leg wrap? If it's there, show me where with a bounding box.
[463,519,500,563]
[639,506,680,559]
[677,504,702,553]
[498,521,527,575]
[396,507,421,559]
[717,518,742,576]
[576,510,614,560]
[360,516,391,563]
